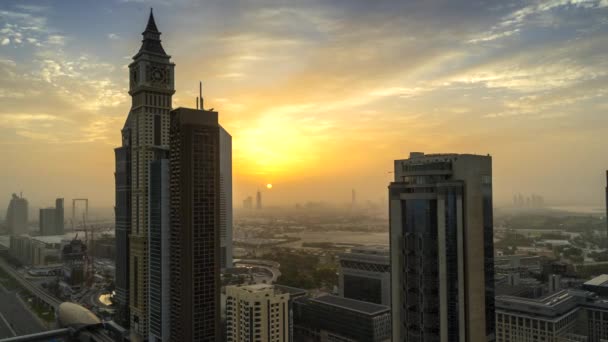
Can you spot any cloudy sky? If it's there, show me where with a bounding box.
[1,0,608,211]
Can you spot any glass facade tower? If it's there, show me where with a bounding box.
[389,152,495,342]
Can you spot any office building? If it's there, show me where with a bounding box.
[9,234,63,266]
[115,114,132,328]
[225,284,290,342]
[293,294,391,342]
[5,193,28,235]
[55,198,64,235]
[119,9,175,336]
[338,245,390,305]
[149,149,170,342]
[274,285,308,341]
[219,126,233,269]
[389,152,495,341]
[583,275,608,297]
[39,208,56,236]
[256,190,262,210]
[494,288,608,341]
[495,291,580,341]
[169,107,221,341]
[39,198,64,236]
[243,196,253,209]
[495,255,542,274]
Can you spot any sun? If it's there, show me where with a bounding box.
[266,183,273,189]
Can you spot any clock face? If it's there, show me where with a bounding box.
[147,66,168,85]
[152,69,162,81]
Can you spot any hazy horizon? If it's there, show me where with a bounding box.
[2,0,608,210]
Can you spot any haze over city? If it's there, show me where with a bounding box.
[2,0,608,210]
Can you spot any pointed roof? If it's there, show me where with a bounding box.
[138,8,166,55]
[145,8,159,33]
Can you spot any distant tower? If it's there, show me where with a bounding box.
[256,190,262,210]
[243,196,253,209]
[55,198,64,235]
[351,189,356,209]
[606,171,608,241]
[5,193,28,235]
[39,208,56,236]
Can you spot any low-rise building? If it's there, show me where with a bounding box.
[495,255,542,274]
[293,294,391,342]
[496,290,581,341]
[583,275,608,297]
[496,285,608,342]
[338,245,390,305]
[9,234,63,266]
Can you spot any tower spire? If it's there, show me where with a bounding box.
[138,8,166,55]
[145,8,159,33]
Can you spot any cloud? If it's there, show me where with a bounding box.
[468,29,520,44]
[108,33,119,40]
[1,37,8,45]
[14,4,49,13]
[46,34,65,45]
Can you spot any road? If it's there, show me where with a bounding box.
[234,260,282,283]
[0,259,61,309]
[0,287,46,338]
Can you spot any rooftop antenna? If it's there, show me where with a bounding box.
[196,96,199,110]
[199,81,203,110]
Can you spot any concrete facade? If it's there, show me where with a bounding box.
[226,284,290,342]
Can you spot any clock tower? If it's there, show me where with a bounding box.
[126,9,174,338]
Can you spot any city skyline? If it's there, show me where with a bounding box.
[2,0,608,209]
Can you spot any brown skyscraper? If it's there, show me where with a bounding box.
[169,107,221,341]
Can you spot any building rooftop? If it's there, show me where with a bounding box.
[311,295,390,316]
[350,245,389,255]
[584,274,608,287]
[234,283,273,293]
[273,285,307,298]
[399,152,491,161]
[31,235,66,245]
[496,290,584,319]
